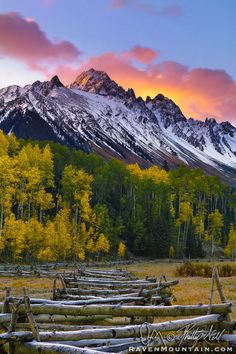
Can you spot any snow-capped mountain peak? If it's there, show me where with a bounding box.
[0,69,236,186]
[71,68,136,101]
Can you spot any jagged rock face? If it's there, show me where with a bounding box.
[0,69,236,186]
[71,68,133,100]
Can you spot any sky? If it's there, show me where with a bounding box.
[0,0,236,123]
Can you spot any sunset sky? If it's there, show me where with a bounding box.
[0,0,235,123]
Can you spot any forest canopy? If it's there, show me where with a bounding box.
[0,131,235,262]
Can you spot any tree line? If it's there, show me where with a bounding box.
[0,131,235,262]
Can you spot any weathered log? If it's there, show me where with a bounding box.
[33,314,113,324]
[10,341,113,354]
[55,293,141,300]
[89,341,139,352]
[36,314,222,342]
[24,294,40,342]
[78,271,135,280]
[52,338,136,347]
[0,331,33,344]
[12,302,232,318]
[57,288,140,295]
[80,269,130,276]
[57,286,175,298]
[16,323,121,331]
[220,334,236,345]
[21,296,146,306]
[0,314,12,324]
[98,317,154,325]
[8,299,22,354]
[64,278,155,285]
[219,321,236,331]
[32,314,151,326]
[64,281,161,289]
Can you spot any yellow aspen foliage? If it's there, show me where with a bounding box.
[38,221,57,262]
[2,214,26,260]
[177,201,193,224]
[37,247,55,262]
[79,222,88,244]
[15,144,54,220]
[62,165,93,202]
[7,133,20,156]
[128,164,169,184]
[62,165,99,261]
[144,166,169,184]
[79,192,95,222]
[95,233,110,253]
[38,207,72,262]
[193,214,205,237]
[53,208,72,260]
[24,218,44,257]
[40,145,54,188]
[207,209,223,257]
[169,246,175,258]
[77,244,85,261]
[0,130,9,156]
[0,155,17,235]
[34,189,55,221]
[118,241,126,257]
[208,209,223,244]
[224,224,236,259]
[86,238,95,253]
[170,194,176,218]
[128,164,143,179]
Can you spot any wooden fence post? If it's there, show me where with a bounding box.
[23,288,40,342]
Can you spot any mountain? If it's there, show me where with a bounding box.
[0,68,236,186]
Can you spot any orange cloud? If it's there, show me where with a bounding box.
[56,52,236,123]
[123,45,159,64]
[0,12,233,123]
[0,12,80,71]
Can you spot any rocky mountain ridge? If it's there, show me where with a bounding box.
[0,68,236,185]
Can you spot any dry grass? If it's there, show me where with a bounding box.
[0,261,235,317]
[0,276,52,301]
[126,261,236,319]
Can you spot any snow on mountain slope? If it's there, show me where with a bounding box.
[0,69,236,186]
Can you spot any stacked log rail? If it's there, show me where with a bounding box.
[0,266,234,353]
[0,260,134,277]
[53,268,178,307]
[0,264,133,278]
[0,301,234,353]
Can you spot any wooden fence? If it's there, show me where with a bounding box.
[0,266,235,353]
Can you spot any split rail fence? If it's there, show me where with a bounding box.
[0,265,235,353]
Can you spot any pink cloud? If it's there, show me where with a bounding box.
[60,52,236,123]
[133,1,155,15]
[123,45,159,64]
[0,11,232,123]
[161,4,182,17]
[42,0,56,7]
[46,64,79,85]
[0,12,80,71]
[25,17,35,23]
[108,0,155,15]
[109,0,128,9]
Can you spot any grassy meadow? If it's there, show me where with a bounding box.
[0,261,235,318]
[127,261,236,320]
